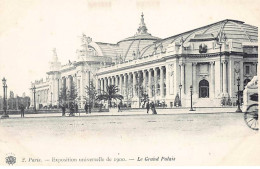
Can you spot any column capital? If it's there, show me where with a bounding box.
[192,62,197,66]
[161,65,165,69]
[179,62,185,66]
[210,61,215,65]
[222,60,228,64]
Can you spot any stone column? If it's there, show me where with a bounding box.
[192,62,197,95]
[180,63,185,95]
[119,75,123,94]
[99,78,102,94]
[124,73,127,96]
[210,62,215,98]
[96,79,100,94]
[104,77,107,93]
[133,72,137,97]
[138,71,142,98]
[154,68,158,97]
[165,64,170,96]
[143,70,147,93]
[223,60,228,94]
[115,76,118,87]
[160,66,164,98]
[148,69,152,97]
[111,76,113,86]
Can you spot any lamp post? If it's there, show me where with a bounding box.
[236,76,242,113]
[1,77,9,118]
[189,85,195,111]
[32,86,36,112]
[38,94,40,109]
[179,84,182,107]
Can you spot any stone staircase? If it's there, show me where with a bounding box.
[193,98,220,107]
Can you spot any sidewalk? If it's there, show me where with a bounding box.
[4,107,239,119]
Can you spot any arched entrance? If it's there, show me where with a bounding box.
[244,78,251,88]
[199,79,209,98]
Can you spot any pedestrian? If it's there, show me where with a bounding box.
[61,104,66,116]
[89,104,92,114]
[151,102,157,114]
[118,101,122,112]
[85,103,88,114]
[75,103,78,113]
[69,103,75,116]
[146,101,150,114]
[19,104,25,118]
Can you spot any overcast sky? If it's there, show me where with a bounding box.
[0,0,259,97]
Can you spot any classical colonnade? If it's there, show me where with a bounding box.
[97,66,167,103]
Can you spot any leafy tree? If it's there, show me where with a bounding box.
[140,90,149,107]
[96,85,123,108]
[59,82,78,109]
[58,87,67,107]
[85,81,98,108]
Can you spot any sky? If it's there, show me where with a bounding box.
[0,0,259,97]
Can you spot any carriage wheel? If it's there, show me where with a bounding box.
[244,104,258,130]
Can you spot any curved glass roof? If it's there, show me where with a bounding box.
[140,19,258,57]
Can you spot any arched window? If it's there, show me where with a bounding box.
[199,79,209,98]
[244,78,251,88]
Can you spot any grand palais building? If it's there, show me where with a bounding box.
[31,14,258,109]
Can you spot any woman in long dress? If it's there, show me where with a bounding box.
[151,102,157,114]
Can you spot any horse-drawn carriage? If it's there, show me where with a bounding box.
[243,76,258,130]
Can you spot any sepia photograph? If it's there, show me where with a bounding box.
[0,0,259,166]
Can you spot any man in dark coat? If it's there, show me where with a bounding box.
[20,104,25,118]
[75,103,78,113]
[118,101,122,112]
[151,102,157,114]
[84,103,88,114]
[146,101,150,114]
[61,104,66,116]
[69,103,75,116]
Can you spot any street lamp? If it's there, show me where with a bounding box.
[32,86,36,112]
[1,77,9,118]
[38,94,40,109]
[236,76,242,113]
[179,84,182,107]
[189,85,195,111]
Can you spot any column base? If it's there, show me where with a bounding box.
[235,107,242,113]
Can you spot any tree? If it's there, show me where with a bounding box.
[85,81,98,108]
[59,82,78,112]
[140,90,149,107]
[96,85,123,108]
[58,87,67,107]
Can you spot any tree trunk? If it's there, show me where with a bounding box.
[109,99,112,108]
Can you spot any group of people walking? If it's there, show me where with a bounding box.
[146,101,157,114]
[61,103,79,116]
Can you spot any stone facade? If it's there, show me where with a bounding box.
[31,14,258,108]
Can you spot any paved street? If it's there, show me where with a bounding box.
[0,110,259,166]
